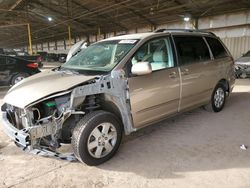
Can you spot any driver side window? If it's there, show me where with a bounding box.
[131,37,174,71]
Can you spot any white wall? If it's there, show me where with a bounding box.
[198,10,250,58]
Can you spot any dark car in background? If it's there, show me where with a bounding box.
[37,51,48,61]
[37,52,67,63]
[46,53,58,62]
[0,55,40,85]
[0,48,43,68]
[58,53,67,63]
[16,51,43,68]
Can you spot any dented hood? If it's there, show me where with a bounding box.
[4,70,96,108]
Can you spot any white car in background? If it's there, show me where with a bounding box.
[235,51,250,78]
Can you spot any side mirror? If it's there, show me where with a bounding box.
[131,62,152,76]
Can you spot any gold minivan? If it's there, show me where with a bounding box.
[2,29,235,165]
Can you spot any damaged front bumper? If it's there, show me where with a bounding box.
[2,111,30,147]
[2,111,77,161]
[2,111,60,148]
[1,70,136,162]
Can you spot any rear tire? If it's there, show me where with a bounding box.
[10,73,29,85]
[72,110,122,166]
[203,83,226,112]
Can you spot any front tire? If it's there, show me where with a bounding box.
[72,110,122,166]
[204,83,226,112]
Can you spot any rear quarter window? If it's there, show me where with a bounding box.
[205,37,228,59]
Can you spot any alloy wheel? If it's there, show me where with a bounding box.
[87,122,117,158]
[214,87,225,108]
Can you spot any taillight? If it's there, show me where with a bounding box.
[27,63,38,68]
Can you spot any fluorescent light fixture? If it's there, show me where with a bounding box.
[184,16,190,22]
[48,17,53,22]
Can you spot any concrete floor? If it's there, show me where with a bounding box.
[1,79,250,188]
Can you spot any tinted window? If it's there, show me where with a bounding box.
[174,36,210,65]
[131,37,174,71]
[0,57,6,65]
[205,37,228,59]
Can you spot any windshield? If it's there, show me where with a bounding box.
[62,40,138,72]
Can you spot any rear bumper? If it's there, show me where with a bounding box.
[2,112,30,147]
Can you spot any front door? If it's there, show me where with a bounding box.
[128,36,181,128]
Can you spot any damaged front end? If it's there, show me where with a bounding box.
[2,90,82,160]
[1,71,134,161]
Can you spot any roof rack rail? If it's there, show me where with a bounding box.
[154,28,216,36]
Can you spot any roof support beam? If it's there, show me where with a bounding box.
[9,0,25,11]
[71,0,128,31]
[33,1,90,32]
[114,1,157,27]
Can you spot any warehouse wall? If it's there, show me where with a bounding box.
[27,10,250,60]
[198,10,250,59]
[221,36,250,59]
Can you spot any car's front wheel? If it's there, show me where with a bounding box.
[204,83,226,112]
[72,110,122,166]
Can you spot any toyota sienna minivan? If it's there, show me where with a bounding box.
[2,29,235,165]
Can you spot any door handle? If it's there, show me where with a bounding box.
[169,72,177,78]
[181,68,189,75]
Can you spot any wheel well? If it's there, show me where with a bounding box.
[218,79,229,93]
[99,100,124,132]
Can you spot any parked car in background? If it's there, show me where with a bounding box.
[37,51,48,61]
[0,48,17,56]
[1,29,235,166]
[235,51,250,78]
[0,55,40,85]
[46,53,59,62]
[16,51,43,68]
[58,53,67,63]
[0,48,43,68]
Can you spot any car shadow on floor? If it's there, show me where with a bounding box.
[97,91,250,179]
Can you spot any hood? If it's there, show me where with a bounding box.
[235,57,250,64]
[4,70,96,108]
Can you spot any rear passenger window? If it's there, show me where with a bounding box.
[205,37,228,59]
[174,36,211,65]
